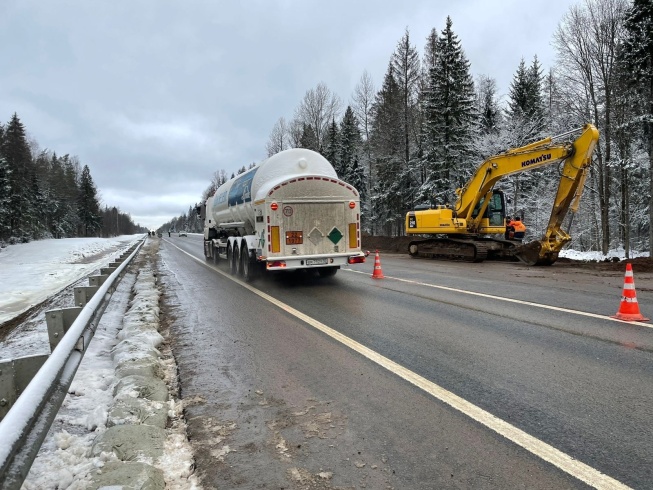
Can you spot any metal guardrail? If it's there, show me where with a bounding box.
[0,238,145,489]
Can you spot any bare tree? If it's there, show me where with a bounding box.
[352,70,376,192]
[552,0,628,253]
[288,118,304,149]
[266,117,289,157]
[293,82,342,150]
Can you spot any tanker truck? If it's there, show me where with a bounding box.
[197,148,366,281]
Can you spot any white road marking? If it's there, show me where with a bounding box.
[170,243,632,489]
[345,269,653,329]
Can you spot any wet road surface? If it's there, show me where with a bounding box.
[158,235,652,489]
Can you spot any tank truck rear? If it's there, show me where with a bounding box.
[197,148,366,281]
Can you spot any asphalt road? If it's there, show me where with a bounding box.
[159,235,653,489]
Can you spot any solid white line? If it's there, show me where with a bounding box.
[169,243,631,489]
[345,269,653,329]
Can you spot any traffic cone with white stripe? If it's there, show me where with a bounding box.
[371,250,384,279]
[612,263,649,321]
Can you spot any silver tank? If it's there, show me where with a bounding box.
[207,148,338,235]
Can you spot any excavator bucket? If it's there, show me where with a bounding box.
[513,241,558,266]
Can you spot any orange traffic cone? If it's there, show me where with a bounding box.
[371,250,385,279]
[612,263,649,321]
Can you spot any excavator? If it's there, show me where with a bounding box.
[405,123,600,265]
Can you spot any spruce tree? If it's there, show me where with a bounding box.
[421,17,476,204]
[1,113,33,239]
[323,118,340,174]
[339,106,364,196]
[77,165,101,237]
[299,124,319,152]
[370,62,405,234]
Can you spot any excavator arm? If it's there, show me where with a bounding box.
[515,124,599,265]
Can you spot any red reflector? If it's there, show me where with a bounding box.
[348,256,366,264]
[271,202,278,211]
[267,261,286,268]
[349,201,356,209]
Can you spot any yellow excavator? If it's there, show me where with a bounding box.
[405,123,600,265]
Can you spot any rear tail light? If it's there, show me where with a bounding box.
[267,261,286,268]
[348,255,366,264]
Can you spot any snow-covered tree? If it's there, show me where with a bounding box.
[420,16,476,204]
[323,118,340,174]
[370,63,406,234]
[621,0,653,251]
[339,106,364,195]
[77,165,102,237]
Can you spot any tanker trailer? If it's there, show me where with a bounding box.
[197,148,366,281]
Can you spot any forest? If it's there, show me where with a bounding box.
[165,0,652,257]
[0,113,145,243]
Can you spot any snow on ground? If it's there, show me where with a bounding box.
[0,235,142,325]
[0,236,199,489]
[0,236,648,489]
[559,247,649,261]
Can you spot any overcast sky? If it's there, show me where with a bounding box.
[1,0,578,230]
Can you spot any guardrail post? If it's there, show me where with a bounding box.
[73,286,99,307]
[0,360,13,420]
[89,275,109,288]
[45,307,83,352]
[101,267,117,276]
[0,355,49,421]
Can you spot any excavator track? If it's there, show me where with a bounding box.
[408,238,491,262]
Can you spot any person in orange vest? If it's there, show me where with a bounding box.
[511,216,526,240]
[505,216,514,240]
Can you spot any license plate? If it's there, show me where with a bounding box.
[306,258,328,266]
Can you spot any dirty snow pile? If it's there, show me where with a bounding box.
[18,248,200,489]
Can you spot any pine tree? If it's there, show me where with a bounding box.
[420,17,476,204]
[323,118,340,174]
[507,59,530,119]
[1,113,33,240]
[339,106,364,195]
[77,165,101,237]
[299,124,319,152]
[476,75,500,135]
[392,29,421,167]
[370,63,407,234]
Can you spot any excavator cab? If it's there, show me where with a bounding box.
[471,190,507,232]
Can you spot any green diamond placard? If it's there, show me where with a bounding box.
[327,227,343,244]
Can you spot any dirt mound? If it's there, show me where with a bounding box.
[360,235,653,272]
[361,235,413,254]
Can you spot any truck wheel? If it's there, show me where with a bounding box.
[240,246,255,282]
[230,243,239,275]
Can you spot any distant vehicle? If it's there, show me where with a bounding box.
[179,231,187,237]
